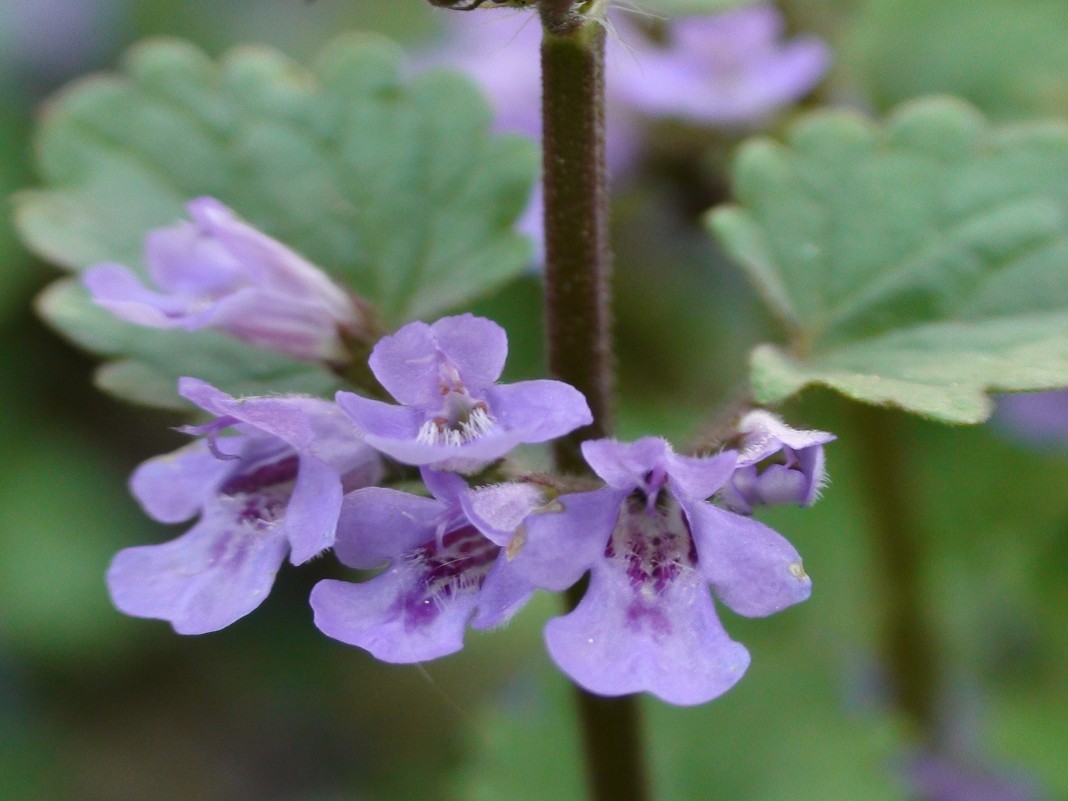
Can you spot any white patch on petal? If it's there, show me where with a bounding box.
[788,561,808,580]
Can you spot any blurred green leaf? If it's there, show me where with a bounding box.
[457,634,907,801]
[0,112,36,321]
[0,428,147,663]
[454,668,585,801]
[709,97,1068,422]
[15,35,537,406]
[848,0,1068,120]
[128,0,437,57]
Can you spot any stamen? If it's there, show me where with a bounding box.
[180,417,243,460]
[415,401,497,447]
[460,405,495,441]
[416,419,467,447]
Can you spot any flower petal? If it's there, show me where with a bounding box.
[430,313,508,389]
[509,490,624,591]
[106,509,289,634]
[345,405,530,470]
[366,321,442,406]
[664,449,737,502]
[298,406,382,483]
[129,440,233,523]
[179,380,318,445]
[736,409,835,466]
[470,555,535,629]
[145,218,242,296]
[187,197,355,322]
[753,463,809,507]
[420,467,470,507]
[545,561,751,706]
[83,264,195,328]
[795,445,827,506]
[686,501,812,617]
[203,288,347,361]
[461,482,546,546]
[333,488,446,568]
[335,391,423,443]
[311,572,478,663]
[580,438,671,490]
[183,384,367,469]
[285,455,344,565]
[483,379,593,442]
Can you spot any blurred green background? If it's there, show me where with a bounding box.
[2,1,1067,799]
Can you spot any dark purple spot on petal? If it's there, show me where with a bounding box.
[398,524,501,631]
[220,455,300,496]
[625,601,672,638]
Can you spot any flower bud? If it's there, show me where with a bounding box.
[84,197,366,363]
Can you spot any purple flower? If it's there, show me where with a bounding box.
[336,313,592,471]
[719,410,835,515]
[83,197,363,362]
[993,390,1068,448]
[613,4,831,127]
[107,378,382,634]
[310,468,545,662]
[905,752,1048,801]
[510,437,811,705]
[0,0,124,79]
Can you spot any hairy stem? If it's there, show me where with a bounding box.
[540,7,648,801]
[541,8,614,475]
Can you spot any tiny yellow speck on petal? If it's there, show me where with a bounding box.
[505,525,527,560]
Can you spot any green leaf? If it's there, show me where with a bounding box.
[38,279,340,409]
[708,97,1068,422]
[847,0,1068,120]
[15,35,537,405]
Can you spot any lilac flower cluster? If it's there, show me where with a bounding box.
[93,201,832,704]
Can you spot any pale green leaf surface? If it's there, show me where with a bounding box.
[15,36,536,406]
[709,97,1068,422]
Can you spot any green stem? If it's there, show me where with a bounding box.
[540,7,649,801]
[850,404,939,741]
